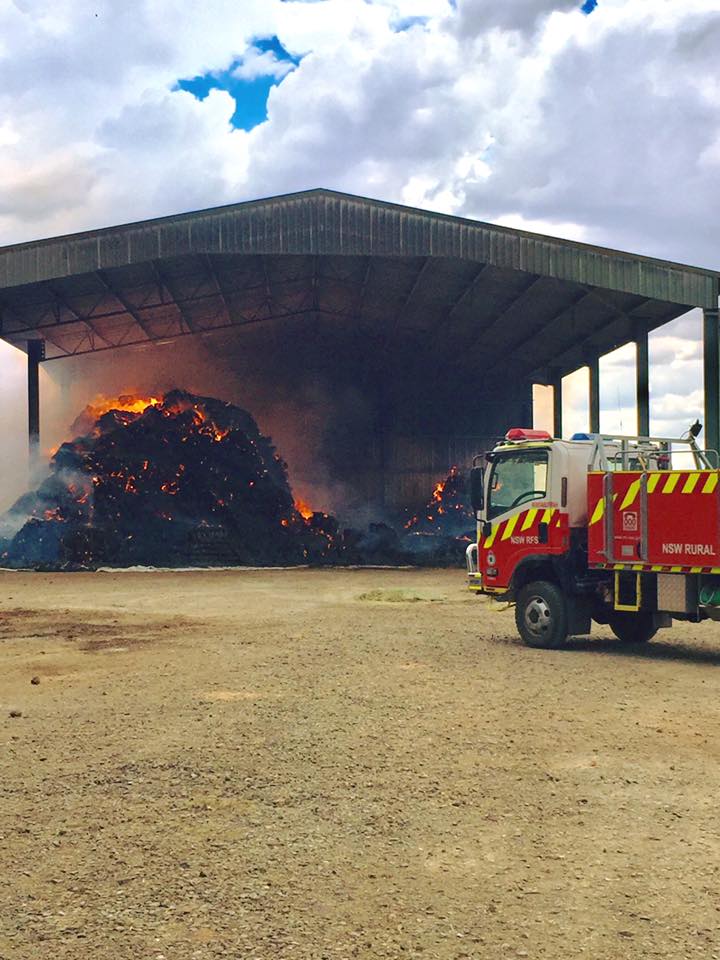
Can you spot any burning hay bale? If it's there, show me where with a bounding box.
[0,391,327,568]
[402,466,475,563]
[404,466,474,536]
[0,392,475,570]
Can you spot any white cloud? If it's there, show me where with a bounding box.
[450,0,581,37]
[231,47,296,82]
[493,212,588,242]
[2,0,715,263]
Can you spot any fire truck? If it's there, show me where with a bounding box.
[466,424,720,648]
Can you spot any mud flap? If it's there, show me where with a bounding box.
[567,597,591,637]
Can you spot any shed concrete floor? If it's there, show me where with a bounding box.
[0,568,719,960]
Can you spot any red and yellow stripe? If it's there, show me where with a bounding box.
[588,469,720,527]
[595,562,720,575]
[481,507,563,549]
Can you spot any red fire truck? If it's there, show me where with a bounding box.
[466,424,720,648]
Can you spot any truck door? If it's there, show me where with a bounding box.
[480,448,565,591]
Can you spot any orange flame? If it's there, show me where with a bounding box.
[68,394,162,441]
[294,497,314,520]
[69,392,237,455]
[405,466,461,530]
[85,394,160,419]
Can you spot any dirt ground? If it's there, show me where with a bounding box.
[1,568,719,960]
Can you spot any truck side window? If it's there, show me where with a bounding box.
[488,451,548,520]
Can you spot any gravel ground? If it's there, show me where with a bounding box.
[1,567,719,960]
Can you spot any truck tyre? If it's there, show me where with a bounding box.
[608,611,657,645]
[515,581,568,649]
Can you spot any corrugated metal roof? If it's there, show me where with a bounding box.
[0,188,717,308]
[0,190,717,389]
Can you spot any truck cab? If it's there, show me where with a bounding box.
[467,429,592,598]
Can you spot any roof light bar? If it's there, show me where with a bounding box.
[505,428,553,442]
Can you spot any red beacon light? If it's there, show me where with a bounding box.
[505,428,553,442]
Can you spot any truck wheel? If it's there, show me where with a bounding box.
[608,611,657,645]
[515,581,568,649]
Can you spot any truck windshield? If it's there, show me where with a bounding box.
[488,451,548,520]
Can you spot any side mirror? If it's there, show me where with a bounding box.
[469,466,485,514]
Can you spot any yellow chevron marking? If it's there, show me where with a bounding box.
[589,498,604,526]
[501,514,519,541]
[619,479,641,510]
[691,566,703,573]
[682,473,700,494]
[484,524,498,549]
[662,473,680,494]
[670,566,682,573]
[647,474,661,493]
[521,508,538,532]
[632,564,643,571]
[555,514,562,526]
[703,473,719,494]
[541,508,555,525]
[651,565,662,571]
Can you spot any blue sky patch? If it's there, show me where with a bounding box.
[581,0,598,13]
[393,16,430,32]
[175,36,301,132]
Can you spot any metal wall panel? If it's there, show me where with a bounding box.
[382,434,494,512]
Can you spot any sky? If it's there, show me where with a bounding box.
[0,0,719,456]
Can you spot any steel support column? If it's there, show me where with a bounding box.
[588,356,600,434]
[551,377,563,439]
[636,326,650,437]
[27,339,45,471]
[704,308,720,455]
